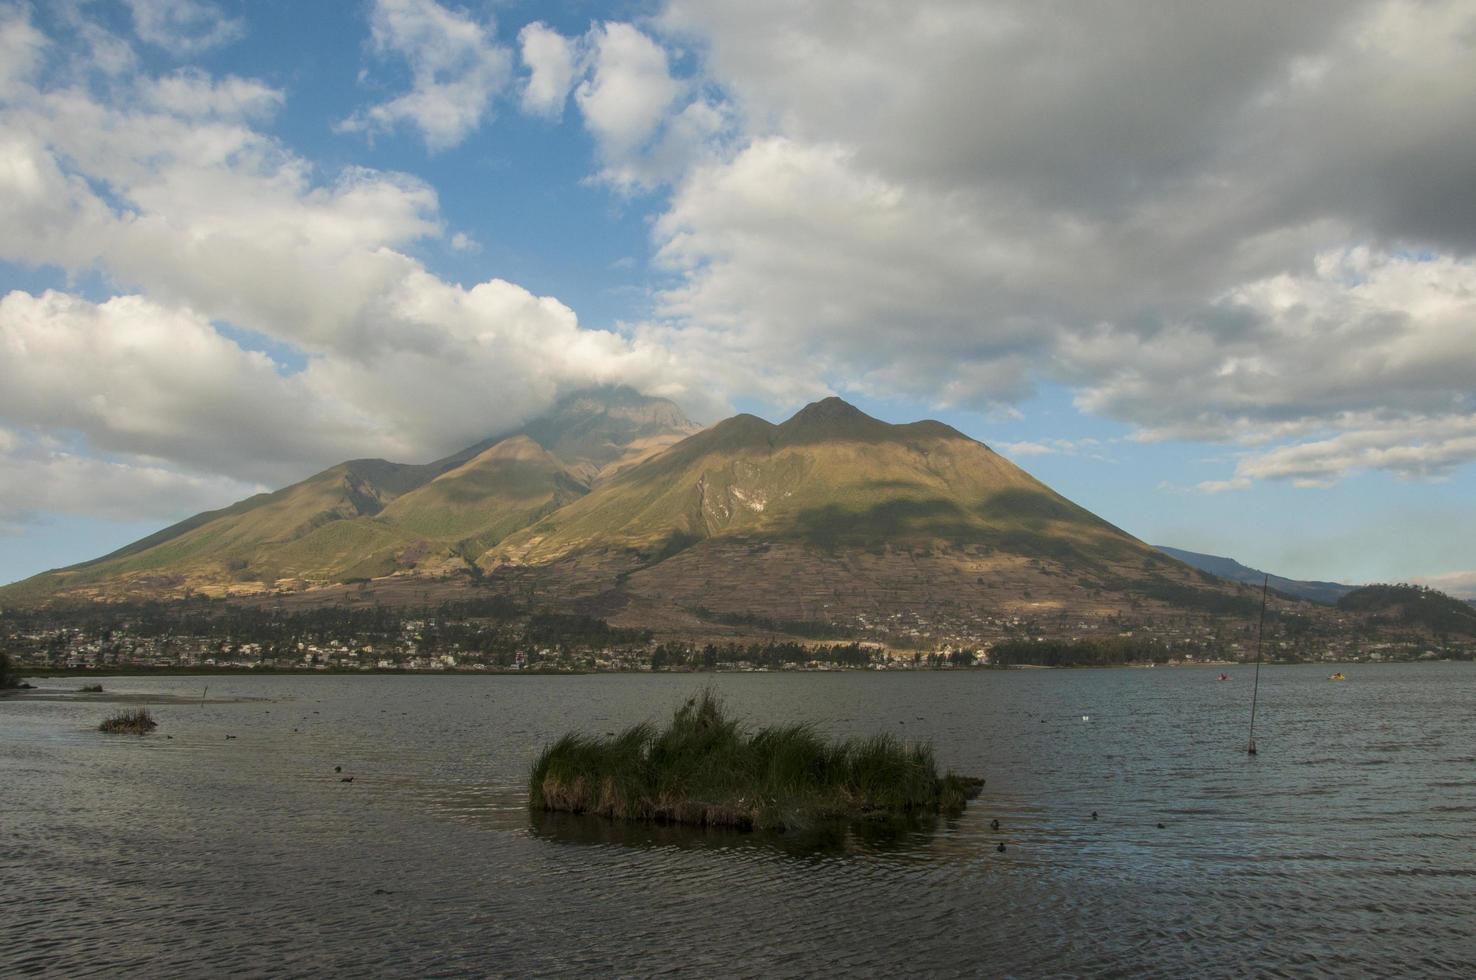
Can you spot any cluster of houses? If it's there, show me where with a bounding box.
[3,607,1460,674]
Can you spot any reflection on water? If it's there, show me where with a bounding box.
[529,808,946,858]
[3,665,1475,976]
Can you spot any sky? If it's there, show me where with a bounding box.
[1,0,1474,597]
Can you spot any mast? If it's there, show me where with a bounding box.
[1247,573,1268,755]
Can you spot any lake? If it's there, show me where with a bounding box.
[3,664,1474,976]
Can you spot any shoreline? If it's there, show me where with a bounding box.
[7,658,1455,683]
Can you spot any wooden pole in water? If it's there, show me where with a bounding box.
[1247,574,1268,755]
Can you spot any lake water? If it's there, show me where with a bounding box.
[3,664,1474,977]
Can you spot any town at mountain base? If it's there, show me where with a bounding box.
[4,388,1472,658]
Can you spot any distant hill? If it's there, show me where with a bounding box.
[1336,584,1476,636]
[1153,546,1356,605]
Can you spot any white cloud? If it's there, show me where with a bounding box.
[652,137,1053,408]
[124,0,244,55]
[518,21,578,117]
[0,11,710,526]
[515,20,725,190]
[1072,249,1476,440]
[0,437,258,526]
[575,22,684,187]
[140,70,284,121]
[1068,248,1476,486]
[635,0,1476,485]
[998,441,1055,457]
[1408,570,1476,601]
[0,290,368,482]
[7,0,1476,532]
[338,0,512,152]
[1227,416,1476,487]
[0,4,47,91]
[998,438,1108,460]
[1195,477,1252,494]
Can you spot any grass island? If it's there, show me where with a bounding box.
[530,691,983,831]
[99,708,158,735]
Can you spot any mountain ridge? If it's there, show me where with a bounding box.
[1153,545,1357,605]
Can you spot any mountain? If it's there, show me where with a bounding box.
[483,398,1252,628]
[1153,546,1357,605]
[494,397,1138,565]
[4,394,1263,633]
[0,387,697,603]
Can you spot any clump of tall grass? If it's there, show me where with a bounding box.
[530,690,983,831]
[79,684,104,693]
[98,708,158,735]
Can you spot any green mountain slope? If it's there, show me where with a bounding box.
[379,437,588,554]
[0,459,435,601]
[476,398,1247,630]
[1,387,693,603]
[491,397,1141,567]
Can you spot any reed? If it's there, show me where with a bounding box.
[530,691,983,831]
[98,708,158,735]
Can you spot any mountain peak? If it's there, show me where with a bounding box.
[539,385,697,437]
[776,396,898,446]
[787,396,870,424]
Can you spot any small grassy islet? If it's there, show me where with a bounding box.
[99,708,158,735]
[530,691,983,831]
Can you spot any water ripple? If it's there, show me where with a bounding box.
[3,663,1475,976]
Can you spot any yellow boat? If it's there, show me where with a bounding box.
[1329,672,1346,681]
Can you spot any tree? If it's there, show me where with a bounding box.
[0,650,19,688]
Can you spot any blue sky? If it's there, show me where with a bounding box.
[2,0,1475,597]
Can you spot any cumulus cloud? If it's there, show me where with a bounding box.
[1070,249,1476,440]
[7,0,1476,541]
[518,21,578,117]
[124,0,244,55]
[636,0,1476,486]
[0,290,372,483]
[514,20,713,190]
[652,137,1055,408]
[338,0,512,151]
[513,19,732,189]
[574,22,683,184]
[0,9,705,526]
